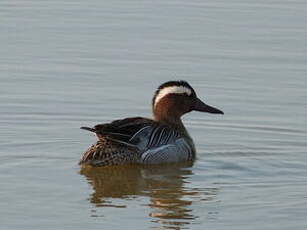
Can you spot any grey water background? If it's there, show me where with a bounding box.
[1,0,307,229]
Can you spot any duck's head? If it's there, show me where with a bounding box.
[152,80,224,124]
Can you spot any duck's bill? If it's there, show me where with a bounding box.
[192,98,224,114]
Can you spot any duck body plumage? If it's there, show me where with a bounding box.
[79,117,195,166]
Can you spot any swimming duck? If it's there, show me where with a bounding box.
[79,80,223,166]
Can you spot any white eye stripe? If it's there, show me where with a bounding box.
[154,86,192,107]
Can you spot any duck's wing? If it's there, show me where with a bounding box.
[81,117,154,144]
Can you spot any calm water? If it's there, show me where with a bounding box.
[1,0,307,229]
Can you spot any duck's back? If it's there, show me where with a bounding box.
[79,117,195,166]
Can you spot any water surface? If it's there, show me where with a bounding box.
[1,0,307,229]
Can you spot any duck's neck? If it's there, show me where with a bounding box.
[153,107,185,130]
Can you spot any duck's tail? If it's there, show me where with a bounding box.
[80,126,96,132]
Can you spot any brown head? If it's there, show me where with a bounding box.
[152,80,224,126]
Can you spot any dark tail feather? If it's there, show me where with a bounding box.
[80,127,96,132]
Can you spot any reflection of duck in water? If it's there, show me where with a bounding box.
[80,163,219,229]
[79,80,223,166]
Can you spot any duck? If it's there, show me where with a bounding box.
[79,80,224,166]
